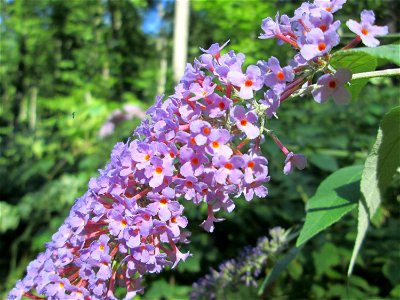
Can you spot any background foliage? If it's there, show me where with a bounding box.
[0,0,399,299]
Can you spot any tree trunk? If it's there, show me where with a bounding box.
[173,0,190,83]
[157,2,167,95]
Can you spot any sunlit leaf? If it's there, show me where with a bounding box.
[348,106,400,275]
[296,165,363,247]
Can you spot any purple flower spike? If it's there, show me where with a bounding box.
[228,65,263,99]
[264,57,294,94]
[312,68,352,105]
[346,10,388,47]
[284,152,307,175]
[231,106,260,139]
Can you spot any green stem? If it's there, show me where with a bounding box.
[352,68,400,80]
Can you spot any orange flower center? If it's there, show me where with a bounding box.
[212,141,220,148]
[143,214,150,221]
[318,42,327,51]
[171,217,177,223]
[190,137,197,145]
[160,198,168,205]
[59,283,64,289]
[202,91,207,96]
[169,152,175,158]
[144,154,150,161]
[319,25,328,32]
[191,157,199,165]
[203,127,211,135]
[361,28,369,35]
[99,245,105,251]
[121,219,127,227]
[328,80,337,89]
[224,163,233,170]
[155,166,163,174]
[248,161,255,169]
[276,71,285,81]
[186,181,194,187]
[240,119,248,126]
[244,79,253,87]
[218,102,226,109]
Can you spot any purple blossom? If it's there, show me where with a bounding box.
[242,154,269,184]
[228,65,263,99]
[215,51,245,84]
[200,40,230,59]
[179,145,208,177]
[259,13,291,39]
[196,54,216,73]
[206,129,233,158]
[312,68,352,104]
[174,175,199,200]
[189,76,217,101]
[200,207,224,233]
[346,10,388,47]
[231,106,260,139]
[190,120,213,146]
[260,90,280,119]
[242,177,269,201]
[206,94,232,118]
[212,155,244,185]
[284,152,307,175]
[264,56,294,94]
[299,27,339,60]
[314,0,347,14]
[144,157,174,188]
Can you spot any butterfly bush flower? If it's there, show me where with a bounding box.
[10,1,389,298]
[231,106,260,139]
[284,152,308,175]
[228,65,263,99]
[312,68,352,104]
[264,56,294,94]
[346,10,389,47]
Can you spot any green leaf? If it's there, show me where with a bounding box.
[0,202,20,233]
[331,51,377,101]
[257,245,303,296]
[343,44,400,66]
[348,106,400,275]
[347,199,369,276]
[309,154,339,172]
[296,165,363,247]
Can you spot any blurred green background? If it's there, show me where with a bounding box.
[1,0,399,299]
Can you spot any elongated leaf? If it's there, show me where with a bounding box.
[342,45,400,66]
[296,165,363,247]
[331,51,377,101]
[348,106,400,275]
[258,245,303,296]
[348,199,369,276]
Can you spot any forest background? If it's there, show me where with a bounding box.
[1,0,399,299]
